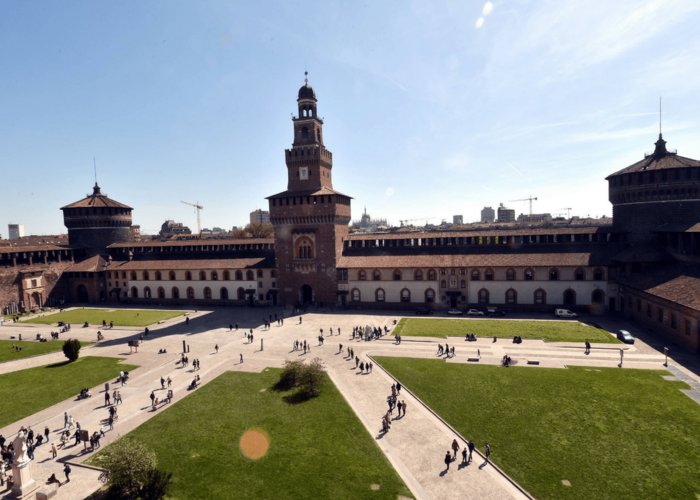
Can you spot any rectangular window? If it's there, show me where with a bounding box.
[657,307,664,323]
[670,313,677,329]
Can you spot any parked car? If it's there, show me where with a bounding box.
[447,309,463,316]
[486,307,506,316]
[555,308,577,318]
[617,329,635,344]
[466,309,485,316]
[414,307,434,315]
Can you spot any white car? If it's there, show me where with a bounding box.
[466,309,485,316]
[447,309,463,315]
[555,308,577,318]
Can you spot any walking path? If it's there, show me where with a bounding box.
[1,309,697,499]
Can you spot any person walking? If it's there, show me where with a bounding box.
[51,442,57,459]
[444,451,452,471]
[63,463,71,483]
[215,344,219,353]
[150,391,156,408]
[468,439,475,463]
[105,392,111,407]
[44,426,50,444]
[451,438,459,459]
[461,447,468,465]
[401,400,406,416]
[585,340,591,355]
[240,353,243,364]
[484,442,491,462]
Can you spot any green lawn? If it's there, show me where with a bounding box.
[0,339,92,363]
[23,308,187,327]
[377,357,700,500]
[90,369,412,499]
[393,317,617,343]
[0,356,137,428]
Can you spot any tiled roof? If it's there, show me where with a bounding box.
[108,238,274,248]
[620,269,700,311]
[266,186,352,199]
[337,252,601,268]
[607,136,700,178]
[110,258,269,270]
[66,255,108,273]
[0,244,69,255]
[61,184,132,210]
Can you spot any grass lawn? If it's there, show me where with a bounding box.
[377,357,700,499]
[0,356,137,428]
[0,339,92,364]
[90,369,412,500]
[393,317,617,343]
[23,308,186,327]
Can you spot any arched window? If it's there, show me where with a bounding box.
[169,271,176,280]
[427,269,437,280]
[186,287,195,300]
[257,269,263,278]
[237,287,245,300]
[563,289,576,306]
[204,287,212,300]
[199,271,207,281]
[484,268,494,281]
[393,269,402,281]
[471,269,480,281]
[400,288,411,302]
[155,271,162,281]
[372,269,382,281]
[506,268,516,281]
[549,268,559,281]
[130,271,137,280]
[220,287,229,300]
[246,270,254,280]
[211,271,218,281]
[478,288,489,305]
[171,287,180,299]
[534,288,546,305]
[143,286,151,299]
[524,268,534,281]
[235,270,243,281]
[425,288,435,303]
[130,286,138,298]
[185,271,192,281]
[143,271,150,281]
[157,287,165,299]
[295,237,314,259]
[358,270,367,281]
[575,268,585,281]
[351,288,361,302]
[593,268,604,281]
[223,270,230,280]
[505,288,517,304]
[414,269,423,281]
[375,288,385,302]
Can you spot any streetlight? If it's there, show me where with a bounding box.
[663,347,669,367]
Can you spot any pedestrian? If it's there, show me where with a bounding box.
[150,391,156,408]
[261,338,263,351]
[240,353,243,363]
[467,440,475,463]
[444,451,452,470]
[485,442,491,462]
[452,438,459,459]
[215,344,219,353]
[585,339,591,355]
[462,447,468,465]
[44,426,50,443]
[51,442,57,459]
[105,392,111,406]
[401,400,406,416]
[229,324,233,331]
[397,400,403,416]
[396,382,402,394]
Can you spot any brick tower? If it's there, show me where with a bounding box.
[268,76,352,307]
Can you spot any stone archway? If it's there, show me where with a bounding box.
[300,284,313,305]
[76,284,89,303]
[31,292,42,309]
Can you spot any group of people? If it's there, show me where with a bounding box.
[381,383,407,433]
[444,439,487,470]
[437,344,456,358]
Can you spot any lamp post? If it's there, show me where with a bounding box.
[663,347,669,367]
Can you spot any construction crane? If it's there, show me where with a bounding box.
[509,196,538,217]
[557,207,573,218]
[181,201,204,235]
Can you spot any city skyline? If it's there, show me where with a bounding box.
[2,0,700,236]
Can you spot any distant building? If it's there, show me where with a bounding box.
[159,220,192,238]
[351,207,388,232]
[453,215,463,225]
[250,209,270,225]
[480,207,495,223]
[496,203,515,223]
[517,213,553,224]
[8,224,24,240]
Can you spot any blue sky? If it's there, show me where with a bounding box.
[2,0,700,236]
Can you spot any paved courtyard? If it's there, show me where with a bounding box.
[0,307,696,499]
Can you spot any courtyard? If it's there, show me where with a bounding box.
[0,306,696,499]
[23,307,188,327]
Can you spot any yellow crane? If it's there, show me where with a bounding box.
[509,196,538,217]
[181,201,204,235]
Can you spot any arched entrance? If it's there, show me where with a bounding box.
[563,289,576,306]
[31,292,42,309]
[76,284,89,303]
[592,289,605,305]
[300,284,313,305]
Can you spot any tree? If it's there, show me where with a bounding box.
[97,439,158,497]
[62,338,81,362]
[298,357,325,398]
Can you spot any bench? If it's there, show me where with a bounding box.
[527,360,540,365]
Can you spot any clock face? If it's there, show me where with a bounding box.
[299,166,309,180]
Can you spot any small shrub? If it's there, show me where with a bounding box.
[62,339,81,362]
[275,360,305,391]
[96,439,157,497]
[298,358,325,398]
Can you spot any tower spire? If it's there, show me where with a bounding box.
[304,70,308,86]
[659,96,662,136]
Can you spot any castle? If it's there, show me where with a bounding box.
[1,80,699,353]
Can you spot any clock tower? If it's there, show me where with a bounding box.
[268,76,352,307]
